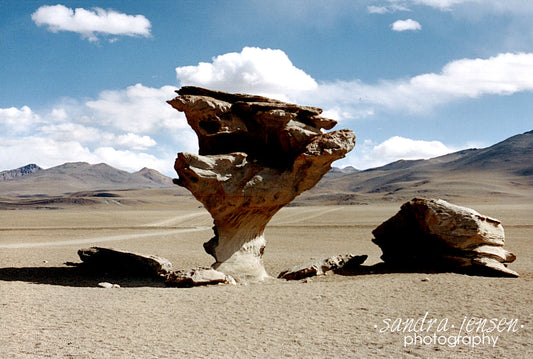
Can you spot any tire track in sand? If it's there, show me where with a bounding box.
[0,227,210,249]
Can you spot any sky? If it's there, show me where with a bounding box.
[1,0,533,176]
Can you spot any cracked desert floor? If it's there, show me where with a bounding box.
[1,190,532,358]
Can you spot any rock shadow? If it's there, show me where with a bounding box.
[335,262,519,278]
[0,266,166,288]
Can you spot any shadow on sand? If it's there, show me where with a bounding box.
[0,266,167,288]
[0,262,509,288]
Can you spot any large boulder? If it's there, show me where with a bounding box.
[372,198,518,277]
[168,87,356,282]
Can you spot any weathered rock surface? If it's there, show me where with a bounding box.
[278,254,368,280]
[168,87,356,282]
[77,247,172,277]
[372,198,518,277]
[165,267,236,287]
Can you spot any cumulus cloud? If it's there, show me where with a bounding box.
[4,48,533,175]
[0,137,172,175]
[31,4,151,42]
[0,137,99,170]
[0,84,190,175]
[391,19,422,31]
[116,133,157,150]
[86,84,186,133]
[93,147,170,173]
[0,106,43,134]
[314,52,533,113]
[339,136,456,169]
[176,47,318,100]
[39,123,109,143]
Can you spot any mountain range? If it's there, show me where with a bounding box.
[301,129,533,204]
[0,130,532,206]
[0,162,173,197]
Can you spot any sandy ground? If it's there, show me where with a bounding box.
[0,200,532,358]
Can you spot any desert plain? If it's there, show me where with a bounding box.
[0,188,531,358]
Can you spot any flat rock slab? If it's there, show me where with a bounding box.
[165,267,236,287]
[278,254,368,280]
[77,247,172,278]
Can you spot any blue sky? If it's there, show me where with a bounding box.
[1,0,532,175]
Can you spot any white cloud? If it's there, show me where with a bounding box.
[368,6,390,14]
[410,52,533,97]
[1,84,192,175]
[39,123,109,143]
[384,0,533,14]
[391,19,422,31]
[368,4,411,13]
[4,48,533,176]
[116,133,156,150]
[31,4,151,42]
[0,137,99,170]
[93,147,170,173]
[0,106,42,134]
[86,84,187,133]
[0,137,172,175]
[313,52,533,113]
[338,136,456,169]
[176,47,318,100]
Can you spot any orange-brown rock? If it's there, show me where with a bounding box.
[168,87,355,282]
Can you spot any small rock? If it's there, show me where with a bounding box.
[421,277,430,282]
[165,267,234,287]
[278,254,367,280]
[98,282,120,289]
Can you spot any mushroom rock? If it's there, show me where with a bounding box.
[167,87,356,282]
[372,198,518,277]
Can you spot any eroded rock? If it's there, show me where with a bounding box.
[165,267,236,287]
[77,247,172,277]
[372,198,518,277]
[168,87,356,282]
[278,254,368,280]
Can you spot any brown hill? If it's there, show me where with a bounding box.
[1,130,531,206]
[298,130,533,204]
[0,162,174,197]
[0,164,42,181]
[134,167,174,186]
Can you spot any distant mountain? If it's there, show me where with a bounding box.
[1,130,532,203]
[0,162,174,197]
[329,166,359,175]
[0,163,42,181]
[301,130,533,204]
[134,167,173,186]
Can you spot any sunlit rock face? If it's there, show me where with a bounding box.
[168,87,356,282]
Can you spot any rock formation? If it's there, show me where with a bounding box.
[278,254,368,280]
[165,267,236,287]
[76,247,172,277]
[372,198,518,277]
[168,87,356,282]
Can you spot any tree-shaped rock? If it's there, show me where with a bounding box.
[168,87,355,282]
